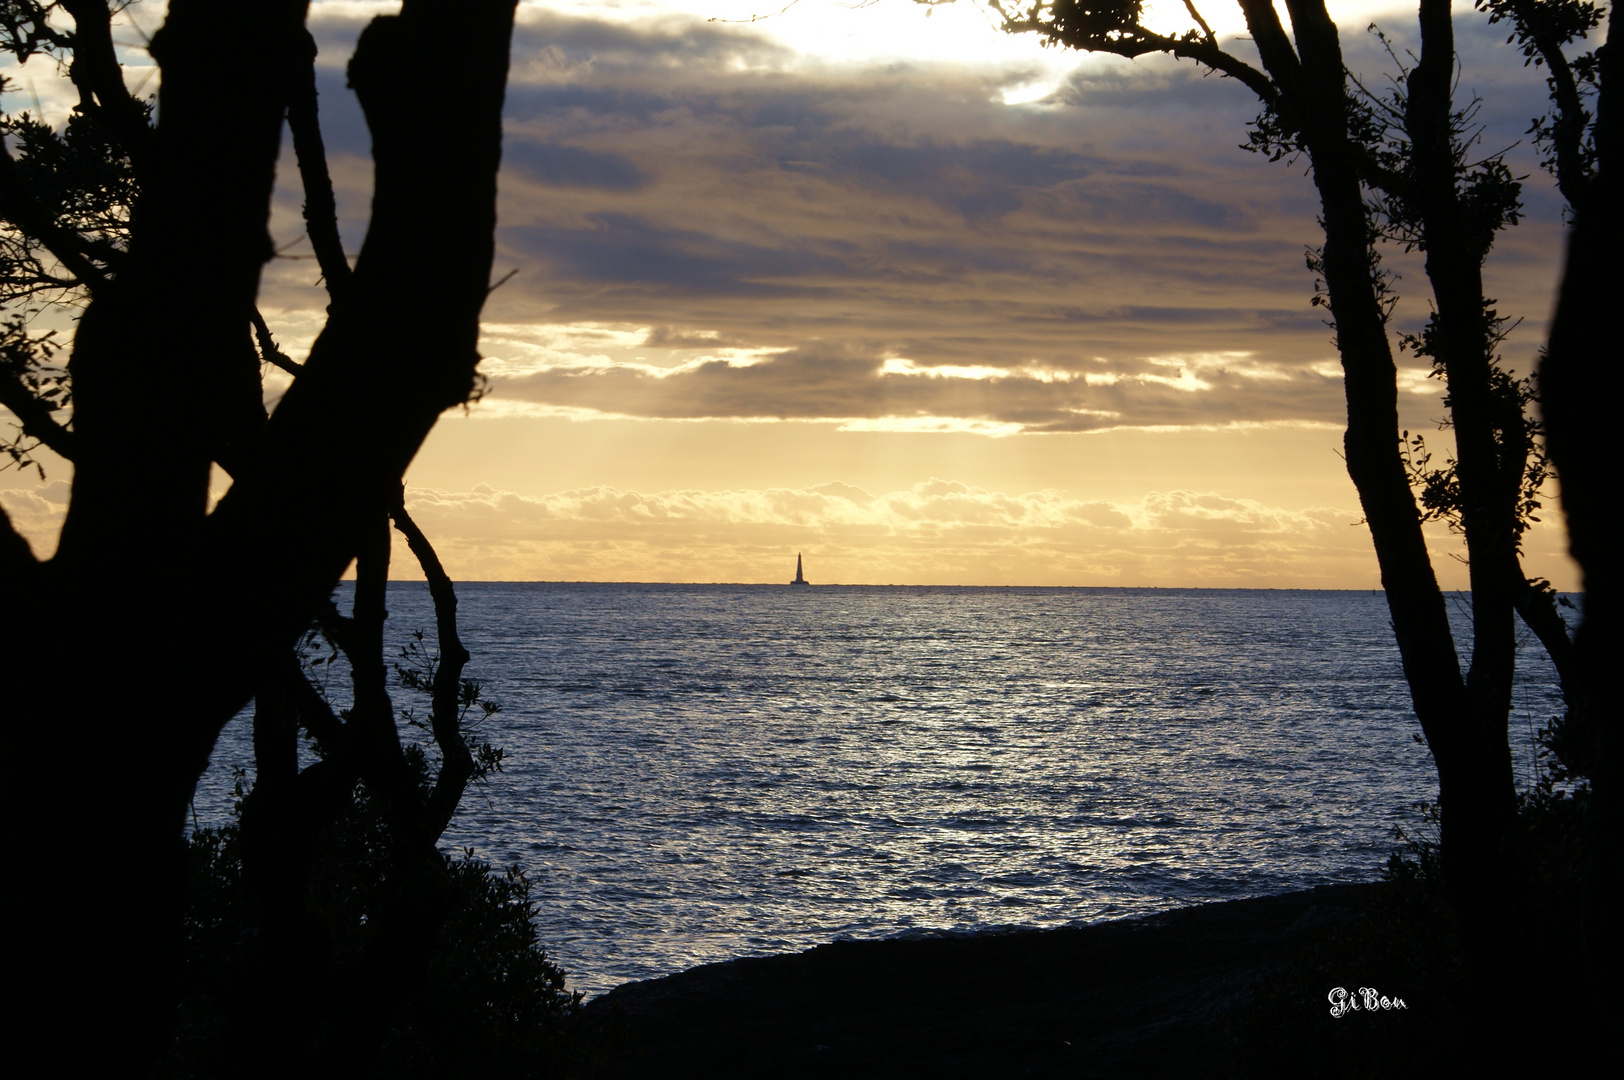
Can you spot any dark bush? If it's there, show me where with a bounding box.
[161,781,582,1079]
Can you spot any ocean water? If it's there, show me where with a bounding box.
[194,584,1568,996]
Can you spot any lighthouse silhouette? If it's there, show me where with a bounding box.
[790,553,809,586]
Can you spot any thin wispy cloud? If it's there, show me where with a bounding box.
[389,479,1376,585]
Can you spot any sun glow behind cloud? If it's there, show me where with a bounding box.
[0,1,1581,586]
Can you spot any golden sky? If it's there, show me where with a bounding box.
[0,1,1584,586]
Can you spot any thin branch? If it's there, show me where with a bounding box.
[0,141,111,295]
[392,493,475,837]
[0,269,85,297]
[350,512,395,750]
[251,306,303,376]
[999,3,1278,107]
[0,2,75,62]
[1172,34,1277,105]
[1513,569,1576,690]
[313,598,357,659]
[286,28,352,305]
[58,0,153,171]
[1181,0,1217,46]
[0,364,75,460]
[282,648,348,757]
[1504,0,1594,209]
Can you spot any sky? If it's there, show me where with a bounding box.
[0,0,1588,586]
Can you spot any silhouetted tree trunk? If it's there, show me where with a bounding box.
[1,1,519,1073]
[999,0,1588,990]
[1540,0,1618,1033]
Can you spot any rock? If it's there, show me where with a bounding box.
[578,883,1378,1078]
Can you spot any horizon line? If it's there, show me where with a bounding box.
[355,579,1411,592]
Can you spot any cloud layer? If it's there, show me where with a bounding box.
[2,3,1578,588]
[391,479,1379,586]
[249,6,1566,437]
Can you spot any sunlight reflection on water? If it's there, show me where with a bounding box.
[195,584,1566,996]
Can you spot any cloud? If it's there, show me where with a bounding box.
[387,479,1377,586]
[487,334,1346,432]
[0,479,69,559]
[247,8,1561,438]
[503,142,650,191]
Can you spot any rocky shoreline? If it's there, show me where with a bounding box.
[578,882,1384,1077]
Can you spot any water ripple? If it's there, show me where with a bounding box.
[194,584,1567,997]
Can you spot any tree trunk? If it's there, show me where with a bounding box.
[1541,3,1620,1049]
[4,2,518,1073]
[1279,0,1518,981]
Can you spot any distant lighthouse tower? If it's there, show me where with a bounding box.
[790,553,809,586]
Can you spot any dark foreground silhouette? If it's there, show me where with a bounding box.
[579,883,1418,1078]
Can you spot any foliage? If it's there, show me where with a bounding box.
[1,4,531,1071]
[1397,340,1549,553]
[0,307,63,474]
[394,626,508,781]
[1474,0,1607,197]
[166,822,584,1080]
[162,632,583,1079]
[0,98,141,290]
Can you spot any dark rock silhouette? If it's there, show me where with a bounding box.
[582,885,1375,1078]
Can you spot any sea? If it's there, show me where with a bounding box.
[192,584,1569,997]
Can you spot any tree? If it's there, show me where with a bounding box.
[993,0,1602,991]
[0,0,520,1072]
[1524,0,1619,1001]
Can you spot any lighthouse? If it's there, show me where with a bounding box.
[790,553,809,586]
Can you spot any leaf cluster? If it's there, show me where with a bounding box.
[1474,0,1605,186]
[1535,674,1595,783]
[1,98,141,297]
[1349,28,1525,267]
[1397,319,1549,551]
[395,626,507,785]
[1,7,152,483]
[0,306,63,473]
[1000,0,1166,55]
[0,2,75,66]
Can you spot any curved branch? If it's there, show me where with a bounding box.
[1494,0,1598,209]
[282,647,349,758]
[1000,4,1278,107]
[313,597,357,660]
[251,306,303,376]
[1174,34,1277,105]
[1513,570,1576,690]
[392,493,475,838]
[286,28,353,304]
[206,0,517,693]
